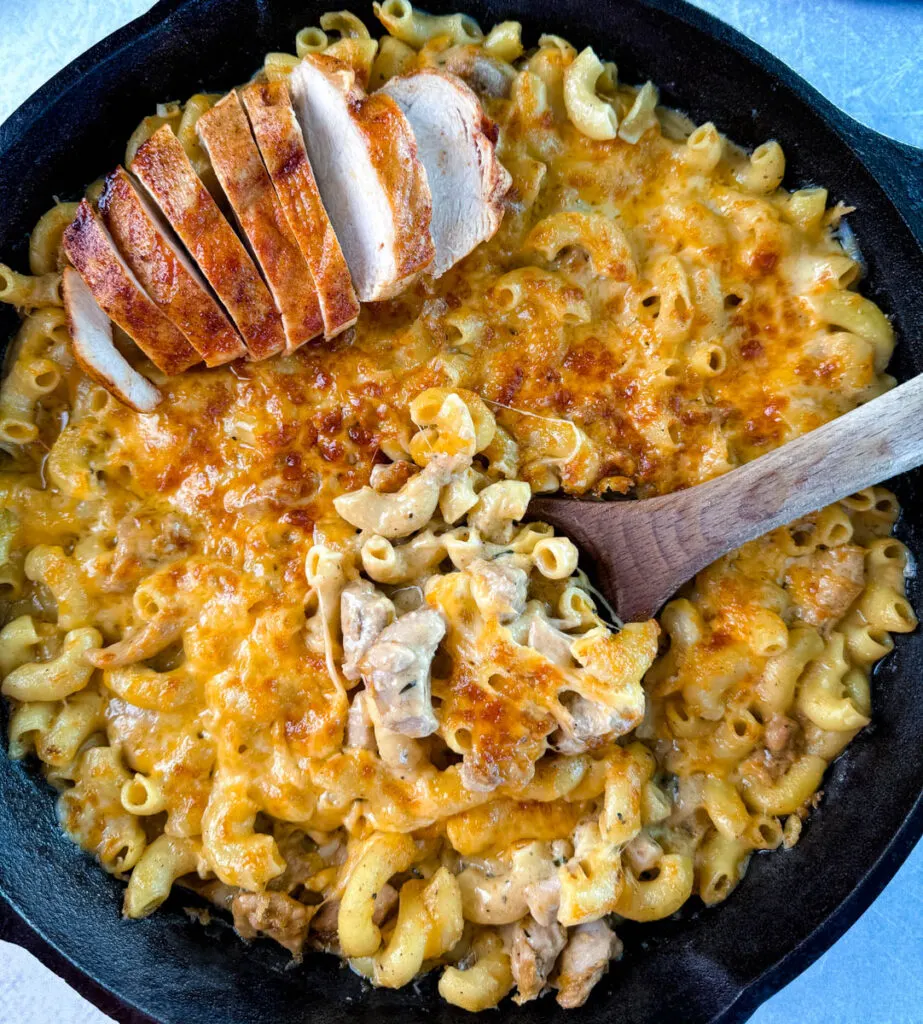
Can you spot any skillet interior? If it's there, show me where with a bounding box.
[1,1,922,1022]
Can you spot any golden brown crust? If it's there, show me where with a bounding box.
[62,199,199,375]
[196,92,323,353]
[99,167,246,367]
[306,54,434,297]
[240,80,359,340]
[131,125,285,360]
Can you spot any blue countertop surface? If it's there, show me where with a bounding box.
[0,2,921,1022]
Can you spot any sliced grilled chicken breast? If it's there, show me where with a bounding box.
[130,125,285,360]
[288,54,434,302]
[62,268,161,412]
[62,200,199,375]
[196,91,323,352]
[382,70,511,278]
[99,166,245,367]
[240,80,359,339]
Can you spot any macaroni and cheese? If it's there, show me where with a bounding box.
[0,2,916,1011]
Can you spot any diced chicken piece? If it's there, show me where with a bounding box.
[360,607,445,737]
[525,875,562,928]
[527,616,574,666]
[345,688,376,750]
[430,45,516,100]
[554,920,623,1009]
[62,200,199,375]
[188,878,238,914]
[511,915,567,1004]
[785,545,866,627]
[239,80,359,339]
[106,511,191,588]
[61,268,161,413]
[131,125,285,360]
[196,92,323,352]
[346,683,425,767]
[553,688,641,754]
[765,712,799,755]
[98,167,245,366]
[623,833,663,875]
[340,579,395,680]
[289,54,434,301]
[741,739,797,786]
[310,884,398,951]
[381,70,511,278]
[309,898,340,949]
[373,883,400,924]
[468,557,528,622]
[231,891,314,957]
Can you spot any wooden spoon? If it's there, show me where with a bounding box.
[528,374,923,622]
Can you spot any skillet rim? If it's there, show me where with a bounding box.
[1,2,922,1023]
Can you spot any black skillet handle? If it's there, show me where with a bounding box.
[841,118,923,251]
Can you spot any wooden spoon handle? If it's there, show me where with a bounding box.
[620,373,923,613]
[676,372,923,550]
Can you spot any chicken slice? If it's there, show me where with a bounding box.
[61,268,161,412]
[62,200,199,375]
[99,166,245,366]
[239,80,359,339]
[554,920,623,1009]
[131,125,285,360]
[289,54,434,301]
[381,70,511,278]
[196,92,323,353]
[360,607,445,737]
[511,916,567,1004]
[340,579,395,681]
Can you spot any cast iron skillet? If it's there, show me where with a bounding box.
[1,1,922,1021]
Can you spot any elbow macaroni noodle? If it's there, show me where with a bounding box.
[0,4,916,1011]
